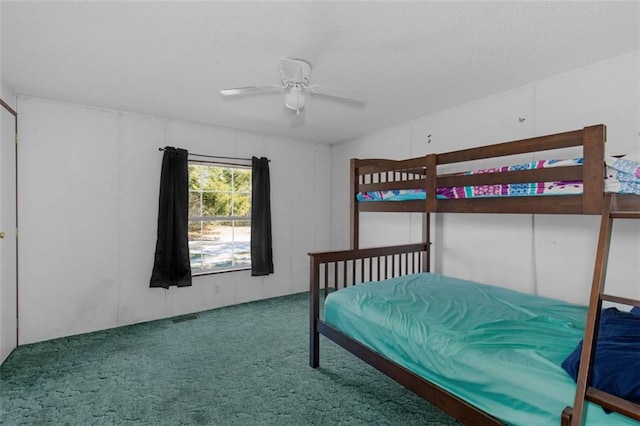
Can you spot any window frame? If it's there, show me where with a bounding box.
[187,160,252,276]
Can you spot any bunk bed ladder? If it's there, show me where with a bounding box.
[564,193,640,426]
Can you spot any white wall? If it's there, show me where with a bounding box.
[9,52,639,346]
[0,80,18,363]
[18,98,331,344]
[1,2,19,363]
[331,51,640,305]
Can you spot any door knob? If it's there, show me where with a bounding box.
[0,232,4,239]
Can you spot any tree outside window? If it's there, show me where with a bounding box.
[188,163,251,274]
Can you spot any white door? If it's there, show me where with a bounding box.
[0,99,18,363]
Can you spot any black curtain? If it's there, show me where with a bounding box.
[250,157,274,276]
[150,147,192,288]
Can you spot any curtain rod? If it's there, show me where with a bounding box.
[157,148,269,162]
[158,147,251,161]
[0,98,17,117]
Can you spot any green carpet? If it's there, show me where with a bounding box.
[1,292,458,425]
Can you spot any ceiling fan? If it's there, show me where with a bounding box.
[220,58,367,115]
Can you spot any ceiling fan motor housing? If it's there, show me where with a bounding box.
[280,58,312,86]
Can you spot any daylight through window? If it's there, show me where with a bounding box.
[188,163,251,274]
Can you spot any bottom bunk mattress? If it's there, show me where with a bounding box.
[323,273,637,425]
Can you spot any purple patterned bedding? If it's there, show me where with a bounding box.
[357,158,584,202]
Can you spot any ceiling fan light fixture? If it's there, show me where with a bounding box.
[220,58,366,117]
[284,86,305,113]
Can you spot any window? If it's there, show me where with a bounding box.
[188,163,251,274]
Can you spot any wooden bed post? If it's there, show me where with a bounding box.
[423,154,436,273]
[425,154,437,213]
[582,124,605,214]
[422,213,431,273]
[309,254,320,368]
[350,159,360,250]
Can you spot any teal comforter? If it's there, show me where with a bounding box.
[324,273,637,425]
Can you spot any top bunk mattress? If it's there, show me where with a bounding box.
[324,273,638,426]
[356,155,640,202]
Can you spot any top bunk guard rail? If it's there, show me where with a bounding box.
[351,125,606,228]
[357,157,428,175]
[435,128,587,164]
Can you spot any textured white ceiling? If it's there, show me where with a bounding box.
[2,1,639,144]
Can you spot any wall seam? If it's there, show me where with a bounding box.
[116,112,121,326]
[330,143,333,251]
[163,121,169,317]
[530,84,538,295]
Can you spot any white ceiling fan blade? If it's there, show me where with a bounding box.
[306,84,367,103]
[220,85,283,96]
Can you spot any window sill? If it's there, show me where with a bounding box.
[192,267,251,277]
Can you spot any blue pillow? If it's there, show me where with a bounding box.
[561,307,640,405]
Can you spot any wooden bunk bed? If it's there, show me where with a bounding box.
[309,124,640,425]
